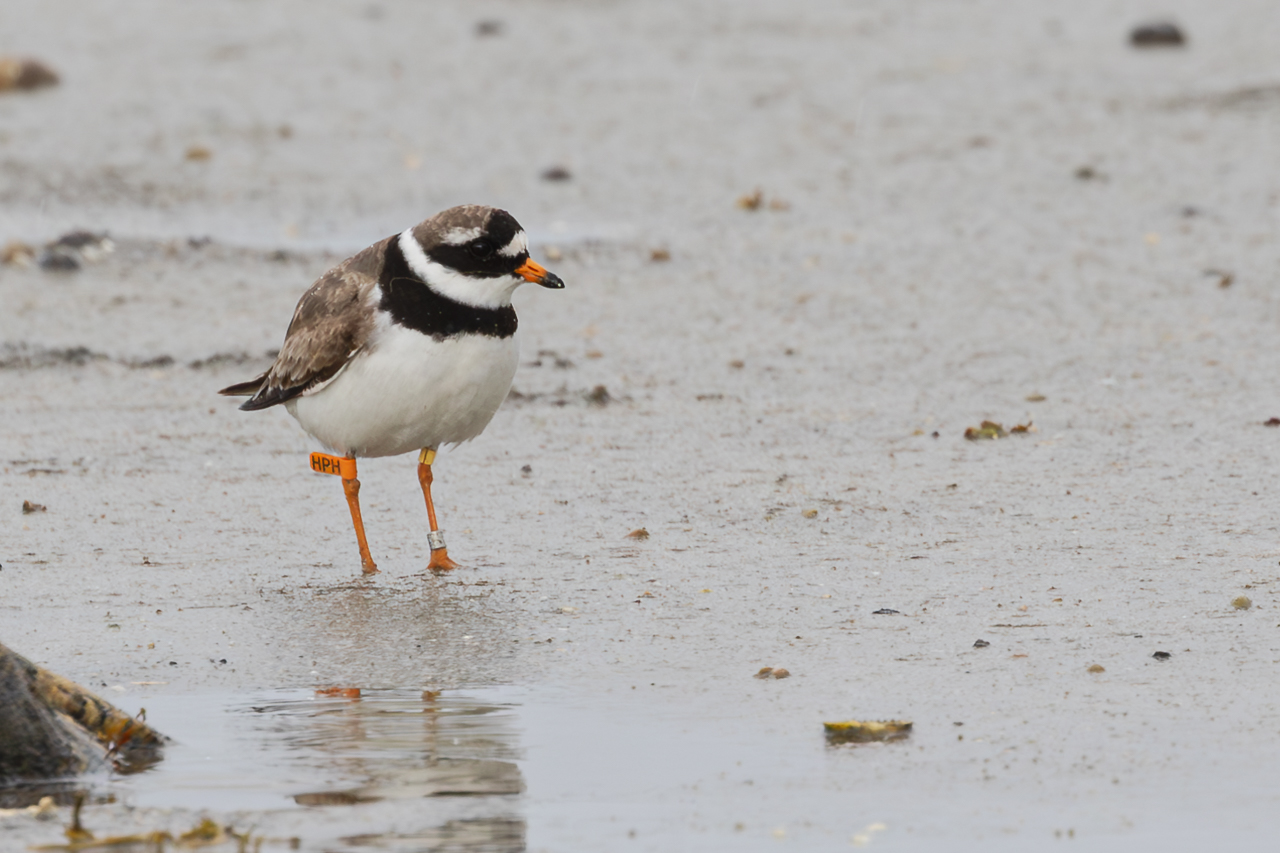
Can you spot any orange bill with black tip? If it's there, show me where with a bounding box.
[515,258,565,289]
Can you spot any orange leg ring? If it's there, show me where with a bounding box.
[341,459,378,575]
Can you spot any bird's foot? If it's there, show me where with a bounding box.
[427,548,459,572]
[360,556,380,575]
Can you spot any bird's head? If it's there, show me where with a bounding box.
[398,205,564,308]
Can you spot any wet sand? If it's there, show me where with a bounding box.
[3,0,1280,849]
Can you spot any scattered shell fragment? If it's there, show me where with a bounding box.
[541,165,572,182]
[1130,21,1186,47]
[802,508,818,519]
[1204,269,1234,288]
[823,719,912,744]
[1232,595,1252,610]
[973,639,990,648]
[850,822,889,847]
[185,145,212,161]
[754,667,790,679]
[1087,664,1105,673]
[625,528,649,540]
[1151,651,1172,661]
[737,189,764,210]
[0,796,58,820]
[22,500,46,514]
[315,687,361,698]
[178,818,226,845]
[872,608,900,615]
[2,241,35,266]
[0,57,59,91]
[38,231,115,271]
[585,384,612,406]
[964,421,1007,440]
[649,248,671,262]
[1025,393,1046,402]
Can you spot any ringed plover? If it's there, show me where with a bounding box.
[220,205,564,574]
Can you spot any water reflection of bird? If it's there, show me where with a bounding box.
[220,205,564,574]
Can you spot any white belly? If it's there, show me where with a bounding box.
[285,324,520,458]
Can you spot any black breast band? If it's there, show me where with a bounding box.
[378,237,517,340]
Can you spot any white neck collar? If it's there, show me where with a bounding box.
[397,229,523,309]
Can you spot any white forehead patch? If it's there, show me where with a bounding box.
[498,230,528,257]
[442,226,483,246]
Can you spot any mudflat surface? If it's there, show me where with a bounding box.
[3,0,1280,850]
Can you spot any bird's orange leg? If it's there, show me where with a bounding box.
[340,457,379,575]
[418,448,458,571]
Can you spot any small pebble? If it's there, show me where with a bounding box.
[541,165,572,182]
[1152,651,1172,661]
[1087,664,1105,674]
[1232,595,1252,610]
[22,500,46,514]
[0,57,59,91]
[1130,21,1186,47]
[625,527,649,540]
[973,639,990,648]
[39,250,81,271]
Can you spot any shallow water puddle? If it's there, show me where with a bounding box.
[76,686,895,852]
[116,689,524,851]
[16,686,1278,852]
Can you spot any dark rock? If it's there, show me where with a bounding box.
[1130,22,1186,47]
[0,642,165,783]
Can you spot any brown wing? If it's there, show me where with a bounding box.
[219,239,388,410]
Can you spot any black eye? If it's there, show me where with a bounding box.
[467,239,495,259]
